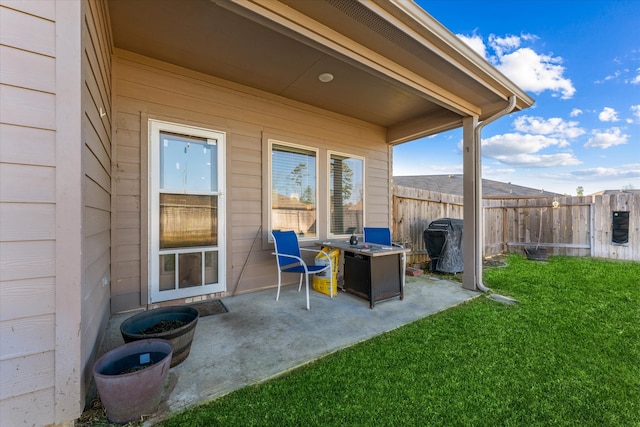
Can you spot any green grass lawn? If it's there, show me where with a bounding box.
[161,255,640,427]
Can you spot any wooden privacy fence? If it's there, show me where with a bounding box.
[392,185,640,265]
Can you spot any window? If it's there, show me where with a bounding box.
[270,141,317,239]
[329,152,364,236]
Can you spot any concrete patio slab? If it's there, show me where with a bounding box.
[96,275,478,425]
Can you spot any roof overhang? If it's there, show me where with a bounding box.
[108,0,534,144]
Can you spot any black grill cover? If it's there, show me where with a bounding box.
[423,218,464,273]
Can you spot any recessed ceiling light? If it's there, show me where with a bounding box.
[318,72,334,83]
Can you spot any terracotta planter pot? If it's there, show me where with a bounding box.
[120,305,199,367]
[93,339,172,424]
[524,247,548,261]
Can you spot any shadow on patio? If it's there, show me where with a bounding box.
[96,275,478,425]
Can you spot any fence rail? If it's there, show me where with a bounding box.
[392,185,639,264]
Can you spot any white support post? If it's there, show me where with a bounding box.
[462,116,482,291]
[55,0,83,422]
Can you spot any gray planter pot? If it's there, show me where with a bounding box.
[120,305,199,367]
[93,339,172,424]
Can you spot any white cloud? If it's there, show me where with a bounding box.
[606,71,621,81]
[481,133,580,167]
[482,133,558,156]
[596,71,621,83]
[488,34,521,57]
[598,107,620,122]
[483,167,517,175]
[519,33,539,43]
[394,162,463,176]
[548,165,640,192]
[430,164,463,173]
[630,105,640,123]
[513,116,584,140]
[456,33,575,99]
[597,66,640,85]
[584,127,629,149]
[497,48,575,99]
[569,108,583,117]
[494,153,581,168]
[456,34,487,59]
[630,67,640,85]
[567,165,640,180]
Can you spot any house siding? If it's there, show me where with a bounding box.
[112,50,391,312]
[80,0,112,410]
[1,1,111,425]
[0,2,58,426]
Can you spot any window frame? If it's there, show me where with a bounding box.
[268,139,319,242]
[148,119,226,303]
[327,150,365,238]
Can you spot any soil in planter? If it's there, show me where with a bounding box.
[100,352,169,376]
[139,319,186,334]
[120,364,153,374]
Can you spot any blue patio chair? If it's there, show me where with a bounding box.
[271,230,333,310]
[363,227,406,289]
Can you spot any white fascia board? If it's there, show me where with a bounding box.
[377,0,534,109]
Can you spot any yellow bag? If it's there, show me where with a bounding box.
[312,247,340,296]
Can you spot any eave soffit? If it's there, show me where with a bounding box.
[222,0,533,115]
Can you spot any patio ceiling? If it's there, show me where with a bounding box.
[108,0,534,144]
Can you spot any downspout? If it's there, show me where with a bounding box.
[473,95,517,293]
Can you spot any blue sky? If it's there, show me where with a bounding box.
[394,0,640,196]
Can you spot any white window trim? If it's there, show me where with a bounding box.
[148,119,226,303]
[327,150,365,239]
[268,138,319,242]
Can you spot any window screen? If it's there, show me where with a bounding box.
[271,143,317,238]
[330,153,363,235]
